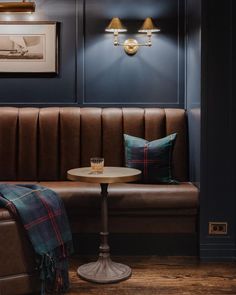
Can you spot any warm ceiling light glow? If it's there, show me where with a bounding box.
[0,1,36,13]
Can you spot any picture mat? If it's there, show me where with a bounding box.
[0,23,57,73]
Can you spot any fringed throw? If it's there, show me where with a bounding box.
[0,184,74,294]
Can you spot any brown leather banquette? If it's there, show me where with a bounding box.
[0,107,198,294]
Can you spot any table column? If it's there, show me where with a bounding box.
[77,183,132,283]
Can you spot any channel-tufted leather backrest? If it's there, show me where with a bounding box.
[0,107,188,181]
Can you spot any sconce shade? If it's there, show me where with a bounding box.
[138,17,160,33]
[0,1,35,13]
[105,17,127,33]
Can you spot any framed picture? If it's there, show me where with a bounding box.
[0,21,58,74]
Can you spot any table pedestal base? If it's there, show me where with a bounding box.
[77,255,132,284]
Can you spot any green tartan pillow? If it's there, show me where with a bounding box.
[124,133,177,184]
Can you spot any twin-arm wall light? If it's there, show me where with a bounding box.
[105,17,160,56]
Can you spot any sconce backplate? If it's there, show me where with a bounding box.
[123,39,139,55]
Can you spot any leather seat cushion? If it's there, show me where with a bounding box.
[0,181,198,219]
[40,181,198,217]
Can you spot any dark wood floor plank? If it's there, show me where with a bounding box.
[67,256,236,295]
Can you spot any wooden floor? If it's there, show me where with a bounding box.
[68,256,236,295]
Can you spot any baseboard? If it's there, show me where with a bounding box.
[200,243,236,262]
[73,233,198,256]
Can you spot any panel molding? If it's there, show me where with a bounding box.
[81,0,185,107]
[0,0,186,107]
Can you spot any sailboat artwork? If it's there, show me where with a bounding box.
[0,22,57,73]
[0,35,44,60]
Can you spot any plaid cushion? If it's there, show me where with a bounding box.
[124,133,177,184]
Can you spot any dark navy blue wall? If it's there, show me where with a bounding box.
[83,0,185,106]
[0,0,185,107]
[200,0,235,261]
[0,0,77,104]
[185,0,235,261]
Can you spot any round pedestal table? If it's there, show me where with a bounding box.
[67,167,141,284]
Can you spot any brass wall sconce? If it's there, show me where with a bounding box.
[0,0,36,13]
[105,17,160,56]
